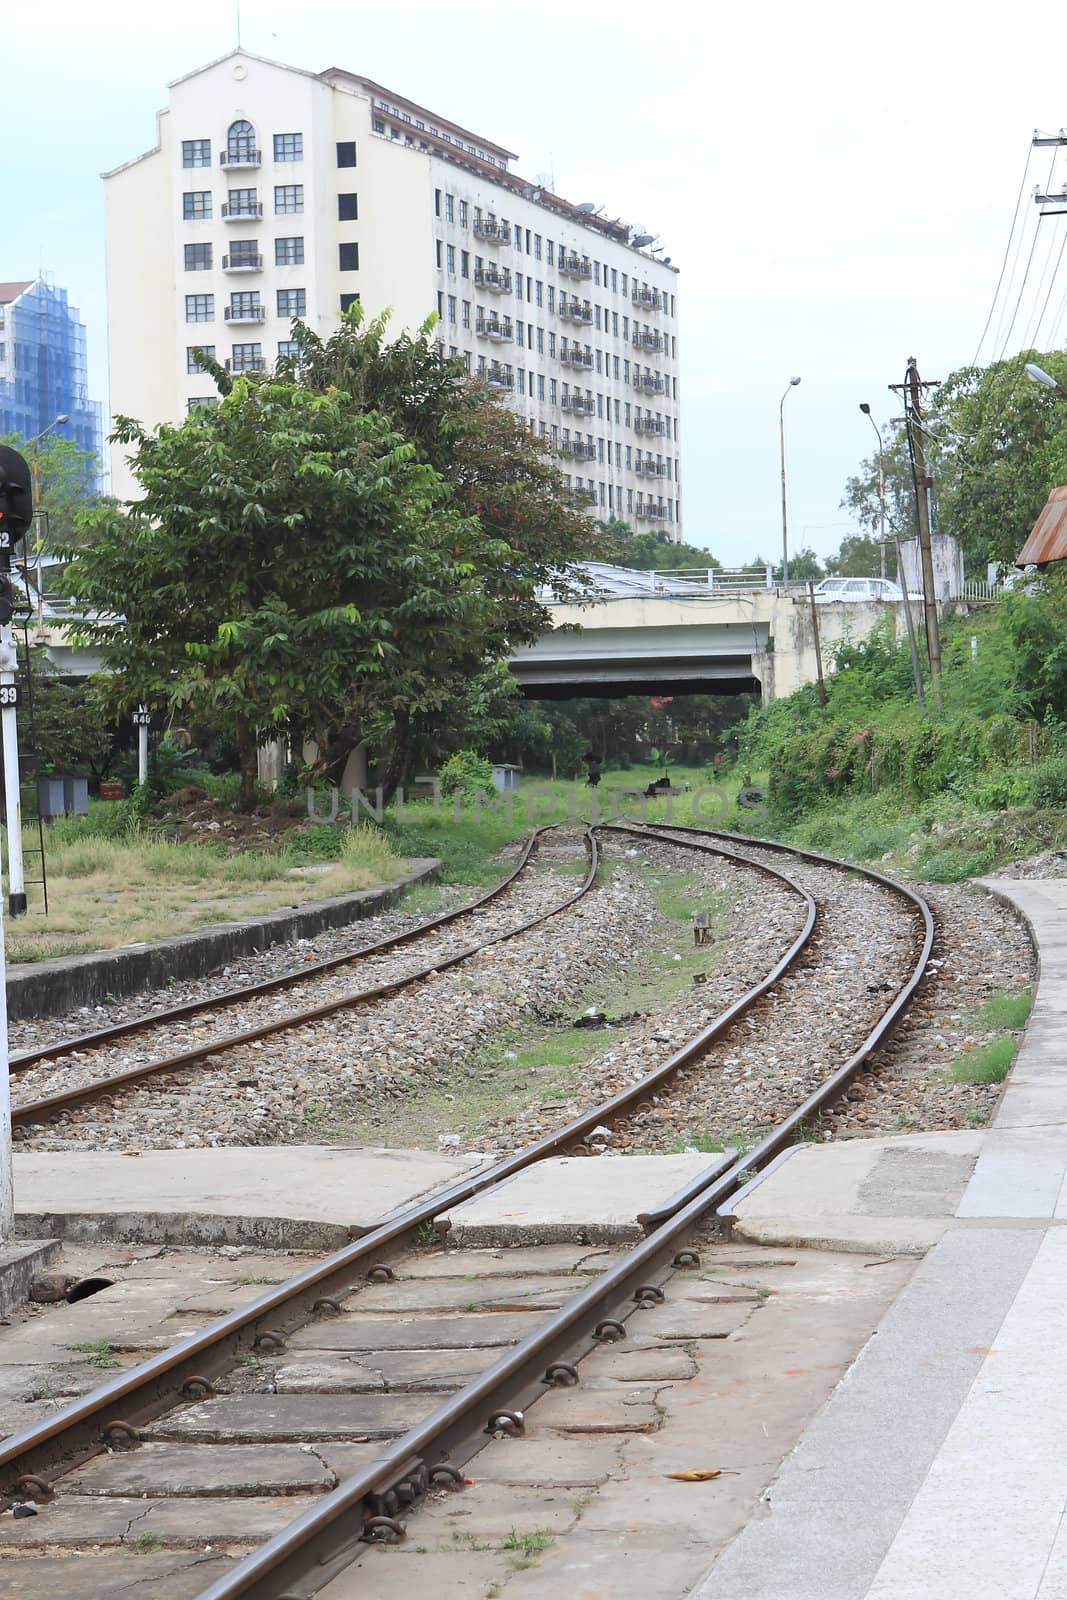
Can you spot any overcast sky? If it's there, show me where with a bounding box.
[8,0,1067,564]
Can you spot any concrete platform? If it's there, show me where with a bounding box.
[724,1129,985,1254]
[692,876,1067,1600]
[13,1145,476,1248]
[441,1151,735,1245]
[0,1237,61,1317]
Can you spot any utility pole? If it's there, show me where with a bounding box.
[860,403,924,706]
[891,359,942,711]
[807,579,828,709]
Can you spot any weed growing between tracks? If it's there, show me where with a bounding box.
[300,860,731,1151]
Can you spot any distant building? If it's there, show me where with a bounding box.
[103,50,682,536]
[0,279,104,474]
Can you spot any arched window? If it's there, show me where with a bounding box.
[227,119,257,161]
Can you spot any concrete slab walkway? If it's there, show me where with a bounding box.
[12,1145,477,1248]
[692,876,1067,1600]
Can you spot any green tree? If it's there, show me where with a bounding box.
[66,377,497,810]
[21,649,115,778]
[1,432,104,558]
[840,426,918,548]
[826,533,897,579]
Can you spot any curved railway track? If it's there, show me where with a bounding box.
[9,824,599,1131]
[0,826,935,1600]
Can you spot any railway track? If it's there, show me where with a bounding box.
[9,825,599,1133]
[0,826,934,1600]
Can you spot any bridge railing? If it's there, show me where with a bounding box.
[646,566,783,591]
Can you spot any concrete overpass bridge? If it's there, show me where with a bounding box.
[509,564,917,702]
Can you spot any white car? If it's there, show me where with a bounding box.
[812,576,905,602]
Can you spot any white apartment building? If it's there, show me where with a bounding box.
[104,51,682,537]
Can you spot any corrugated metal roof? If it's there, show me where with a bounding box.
[1017,485,1067,567]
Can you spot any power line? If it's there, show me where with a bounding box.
[1020,214,1065,351]
[996,146,1061,361]
[1027,226,1067,351]
[971,138,1034,368]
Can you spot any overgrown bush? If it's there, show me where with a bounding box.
[438,749,495,799]
[1028,757,1067,809]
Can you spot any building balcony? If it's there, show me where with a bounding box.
[634,460,668,477]
[222,202,263,221]
[485,366,514,389]
[559,301,593,324]
[559,348,593,368]
[632,287,661,310]
[473,219,511,244]
[561,394,595,414]
[224,305,266,323]
[474,266,512,292]
[220,148,261,169]
[476,317,513,341]
[559,254,592,279]
[633,331,664,352]
[634,374,666,394]
[222,254,264,272]
[635,504,667,521]
[226,356,266,373]
[634,415,666,435]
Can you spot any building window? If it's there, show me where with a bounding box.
[445,193,455,223]
[277,339,299,359]
[182,138,211,168]
[434,188,441,217]
[339,242,359,272]
[337,141,357,167]
[446,243,456,273]
[447,294,457,323]
[550,378,558,405]
[182,191,212,220]
[273,132,303,161]
[461,300,471,328]
[340,292,360,313]
[186,344,215,373]
[227,239,260,267]
[187,396,220,415]
[460,249,470,278]
[436,291,444,318]
[275,236,304,265]
[184,243,212,271]
[227,119,257,161]
[277,288,306,317]
[536,327,544,354]
[227,187,258,217]
[230,342,263,373]
[274,184,304,214]
[535,281,543,307]
[547,240,555,266]
[537,373,545,400]
[185,293,214,321]
[459,199,469,227]
[338,193,358,221]
[435,239,443,269]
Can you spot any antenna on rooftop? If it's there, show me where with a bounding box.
[235,0,242,47]
[576,202,597,213]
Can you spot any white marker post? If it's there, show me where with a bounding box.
[0,445,32,1243]
[135,705,151,787]
[0,626,25,916]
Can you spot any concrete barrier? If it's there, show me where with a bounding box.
[6,858,440,1023]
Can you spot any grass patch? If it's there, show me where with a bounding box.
[127,1531,164,1554]
[8,821,409,964]
[948,1035,1018,1085]
[975,991,1032,1030]
[500,1529,555,1559]
[67,1339,120,1369]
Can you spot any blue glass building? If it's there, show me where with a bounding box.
[0,279,104,482]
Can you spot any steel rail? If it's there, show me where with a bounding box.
[10,827,588,1129]
[188,832,934,1600]
[11,829,549,1074]
[0,825,815,1499]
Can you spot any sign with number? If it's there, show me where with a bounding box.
[133,708,152,727]
[0,684,21,708]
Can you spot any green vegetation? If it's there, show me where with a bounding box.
[948,1036,1018,1086]
[7,817,407,964]
[67,1339,120,1369]
[976,992,1032,1031]
[126,1531,164,1554]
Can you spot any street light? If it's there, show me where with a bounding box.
[859,402,925,707]
[1024,362,1067,401]
[779,377,801,586]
